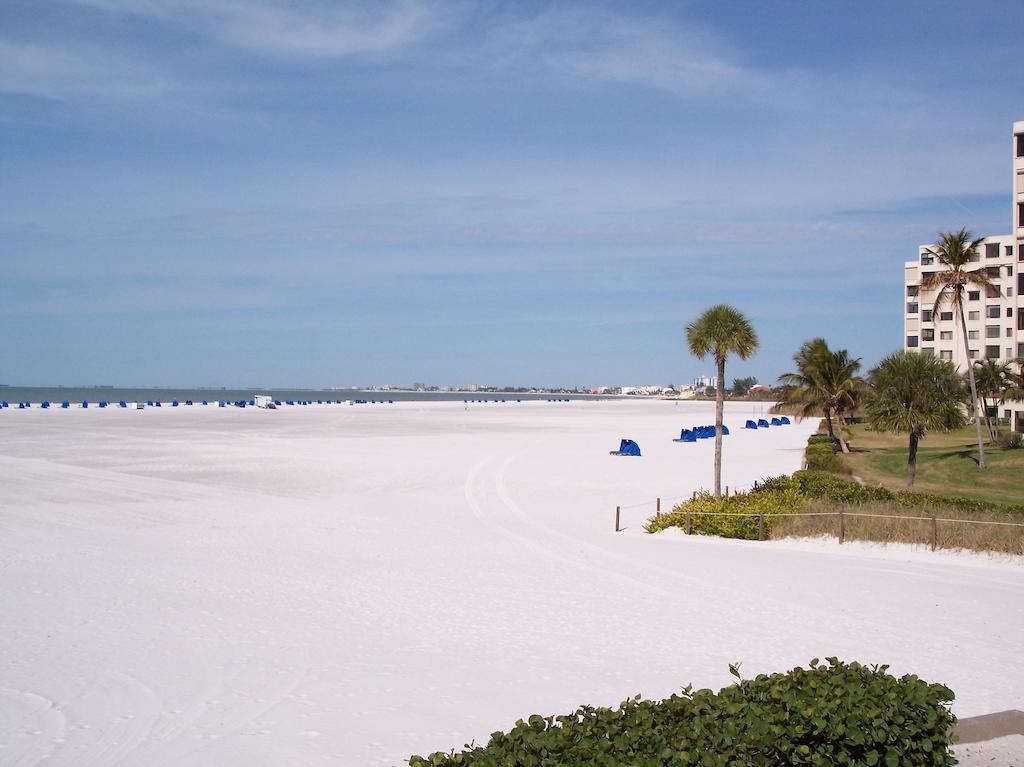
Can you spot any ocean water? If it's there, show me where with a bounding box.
[0,386,599,405]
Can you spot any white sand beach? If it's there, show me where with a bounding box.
[1,399,1022,766]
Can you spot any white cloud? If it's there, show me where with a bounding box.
[0,39,173,100]
[70,0,451,59]
[477,5,763,96]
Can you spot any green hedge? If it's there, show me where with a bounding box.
[765,471,1024,515]
[804,442,841,472]
[409,659,956,767]
[644,487,804,539]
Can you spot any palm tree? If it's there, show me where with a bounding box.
[920,228,996,469]
[777,338,863,453]
[865,351,967,489]
[972,359,1011,439]
[686,305,758,497]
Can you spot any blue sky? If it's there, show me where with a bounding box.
[1,0,1021,388]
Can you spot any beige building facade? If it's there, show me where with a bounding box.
[903,121,1024,432]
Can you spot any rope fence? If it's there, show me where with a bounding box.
[613,496,1024,551]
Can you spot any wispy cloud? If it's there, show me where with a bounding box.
[0,39,173,100]
[476,5,762,97]
[69,0,451,59]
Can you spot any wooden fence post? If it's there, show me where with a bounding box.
[931,516,937,551]
[615,506,621,533]
[656,497,661,517]
[725,485,729,497]
[838,510,845,545]
[685,510,692,535]
[758,513,765,541]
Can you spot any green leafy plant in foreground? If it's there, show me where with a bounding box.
[409,659,956,767]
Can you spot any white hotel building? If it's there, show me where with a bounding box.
[903,121,1024,433]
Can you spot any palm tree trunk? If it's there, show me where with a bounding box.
[907,430,919,490]
[714,358,725,498]
[835,412,851,454]
[959,309,987,468]
[824,409,836,441]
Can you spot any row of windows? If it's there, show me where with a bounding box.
[907,304,1015,319]
[920,244,1024,264]
[911,271,1013,293]
[908,342,1015,361]
[919,326,1016,341]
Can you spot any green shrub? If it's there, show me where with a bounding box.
[645,488,804,539]
[761,471,1024,516]
[409,659,956,767]
[806,434,835,446]
[804,442,841,471]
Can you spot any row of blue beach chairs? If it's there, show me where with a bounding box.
[743,417,791,429]
[674,424,729,442]
[611,417,794,455]
[2,399,398,410]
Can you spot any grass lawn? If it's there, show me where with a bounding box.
[840,424,1024,506]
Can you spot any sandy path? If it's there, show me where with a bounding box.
[0,400,1021,765]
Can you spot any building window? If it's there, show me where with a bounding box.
[921,254,934,265]
[907,335,919,348]
[968,291,980,300]
[921,347,934,356]
[968,310,980,320]
[906,302,918,314]
[1009,307,1015,317]
[1017,133,1024,158]
[1019,342,1024,357]
[1009,288,1015,298]
[986,243,1000,258]
[1008,328,1014,338]
[940,350,952,360]
[1009,266,1015,276]
[923,329,935,341]
[986,325,1000,338]
[940,331,953,340]
[1018,202,1024,227]
[986,345,1000,359]
[940,311,953,321]
[986,305,1001,318]
[906,285,919,297]
[1008,246,1015,257]
[1007,348,1013,359]
[968,350,978,359]
[968,330,979,340]
[985,266,1000,278]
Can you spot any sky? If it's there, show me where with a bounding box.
[1,0,1022,389]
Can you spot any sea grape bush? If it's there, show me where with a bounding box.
[409,659,956,767]
[804,441,842,472]
[772,471,1024,515]
[645,487,802,539]
[647,469,1023,540]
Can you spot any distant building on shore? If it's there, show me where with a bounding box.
[903,120,1024,432]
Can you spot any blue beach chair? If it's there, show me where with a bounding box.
[744,420,757,429]
[61,401,70,409]
[610,439,641,456]
[41,401,50,409]
[673,428,696,443]
[779,416,791,425]
[758,418,769,428]
[770,417,782,426]
[119,401,127,408]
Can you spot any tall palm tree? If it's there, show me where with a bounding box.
[686,305,758,497]
[972,359,1012,439]
[777,338,863,453]
[865,351,967,489]
[920,228,996,469]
